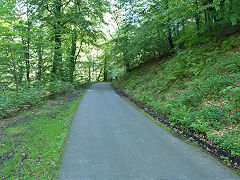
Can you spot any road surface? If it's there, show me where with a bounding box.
[58,82,239,180]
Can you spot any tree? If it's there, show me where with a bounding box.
[107,0,240,72]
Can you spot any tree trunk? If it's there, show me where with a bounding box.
[167,27,174,49]
[126,62,130,72]
[25,35,30,84]
[69,29,77,82]
[22,9,31,85]
[97,68,103,82]
[25,4,31,84]
[22,37,30,84]
[164,0,174,49]
[18,63,24,84]
[103,57,108,81]
[88,64,91,82]
[37,43,43,81]
[204,10,208,24]
[12,58,19,93]
[195,15,200,30]
[52,0,62,79]
[195,0,200,30]
[53,25,62,79]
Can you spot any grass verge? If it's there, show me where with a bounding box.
[0,90,86,179]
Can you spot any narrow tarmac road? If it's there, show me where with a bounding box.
[58,82,239,180]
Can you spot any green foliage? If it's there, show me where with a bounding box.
[107,0,240,72]
[0,86,46,119]
[0,0,110,119]
[0,92,83,179]
[189,107,226,132]
[0,81,76,119]
[0,0,109,98]
[222,37,239,50]
[48,81,75,96]
[209,126,240,156]
[114,36,240,156]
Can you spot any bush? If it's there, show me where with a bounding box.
[0,86,47,119]
[48,81,75,96]
[0,81,76,119]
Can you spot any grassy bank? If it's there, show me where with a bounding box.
[0,89,86,179]
[114,34,240,158]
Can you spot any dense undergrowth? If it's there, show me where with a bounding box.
[0,81,78,119]
[114,33,240,157]
[0,88,86,179]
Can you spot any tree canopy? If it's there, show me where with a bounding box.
[106,0,240,71]
[1,0,240,91]
[0,0,109,93]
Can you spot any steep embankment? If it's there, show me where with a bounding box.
[114,34,240,164]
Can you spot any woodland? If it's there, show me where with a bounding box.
[0,0,240,178]
[1,0,240,118]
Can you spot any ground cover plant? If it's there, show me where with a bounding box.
[0,81,75,119]
[0,89,86,179]
[114,33,240,158]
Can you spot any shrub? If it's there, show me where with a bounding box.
[0,85,47,119]
[47,81,75,96]
[0,81,76,119]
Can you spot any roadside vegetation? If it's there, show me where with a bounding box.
[0,0,110,120]
[104,0,240,162]
[1,0,108,179]
[114,34,240,158]
[0,88,87,179]
[1,0,240,177]
[0,1,109,177]
[0,81,75,119]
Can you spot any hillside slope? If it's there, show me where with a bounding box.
[114,34,240,158]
